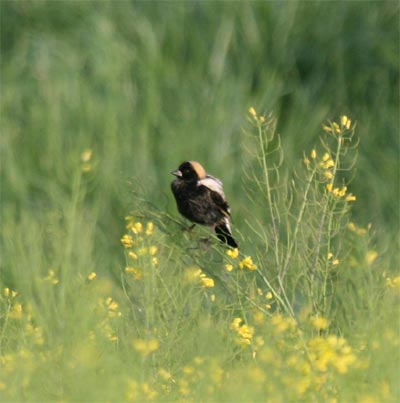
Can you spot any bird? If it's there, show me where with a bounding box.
[170,161,238,248]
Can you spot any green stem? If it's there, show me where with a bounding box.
[281,165,317,282]
[256,120,293,316]
[257,121,280,268]
[310,132,343,311]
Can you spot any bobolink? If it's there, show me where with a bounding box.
[171,161,238,248]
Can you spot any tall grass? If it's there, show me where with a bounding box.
[1,109,398,402]
[1,2,399,402]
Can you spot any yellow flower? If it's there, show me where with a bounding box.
[239,256,257,271]
[319,154,334,169]
[3,288,18,298]
[125,216,144,234]
[310,316,329,330]
[105,297,119,312]
[322,124,332,133]
[185,266,203,283]
[230,317,255,346]
[81,149,93,163]
[125,215,135,227]
[133,339,159,356]
[265,291,273,300]
[87,272,97,281]
[248,106,257,117]
[226,248,239,259]
[9,303,23,319]
[43,269,59,285]
[145,222,154,235]
[346,223,368,235]
[238,324,254,340]
[308,335,358,374]
[178,379,190,396]
[142,382,158,400]
[340,115,352,130]
[386,275,400,288]
[210,361,224,385]
[201,277,215,288]
[230,317,243,330]
[237,338,251,346]
[328,185,349,198]
[183,365,194,375]
[332,122,341,134]
[346,194,356,202]
[193,356,204,365]
[322,153,330,162]
[149,246,158,255]
[271,314,297,333]
[366,250,378,265]
[128,251,138,260]
[26,324,44,346]
[131,222,143,234]
[327,252,339,265]
[125,267,142,280]
[347,222,356,231]
[333,352,357,374]
[338,186,347,197]
[324,160,335,169]
[158,368,173,381]
[136,247,147,256]
[121,234,134,248]
[253,310,265,325]
[311,149,317,159]
[193,268,203,277]
[225,264,234,272]
[324,171,333,179]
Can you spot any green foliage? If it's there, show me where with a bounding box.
[1,2,399,402]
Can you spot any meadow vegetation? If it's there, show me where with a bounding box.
[1,2,399,402]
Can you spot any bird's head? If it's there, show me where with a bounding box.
[171,161,206,182]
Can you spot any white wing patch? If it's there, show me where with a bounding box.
[223,216,232,233]
[198,175,226,198]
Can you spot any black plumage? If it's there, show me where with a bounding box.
[171,161,238,248]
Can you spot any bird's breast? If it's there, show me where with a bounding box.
[171,181,224,225]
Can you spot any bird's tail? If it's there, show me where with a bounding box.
[215,220,238,249]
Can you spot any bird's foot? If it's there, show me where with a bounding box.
[182,224,196,232]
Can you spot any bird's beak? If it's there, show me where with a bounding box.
[171,169,182,177]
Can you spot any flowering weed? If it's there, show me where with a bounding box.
[0,111,398,403]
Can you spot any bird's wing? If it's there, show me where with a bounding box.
[198,176,231,217]
[215,218,237,248]
[198,175,225,198]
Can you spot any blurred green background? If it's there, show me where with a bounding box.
[0,3,399,401]
[1,1,399,266]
